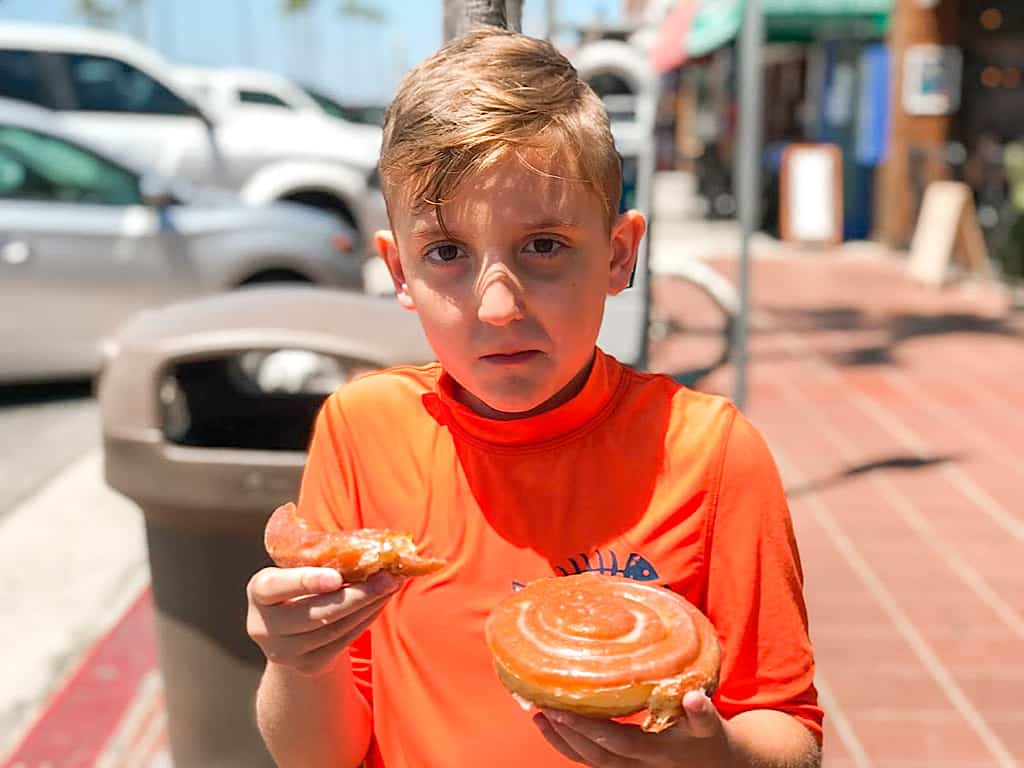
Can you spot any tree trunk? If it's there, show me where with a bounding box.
[442,0,522,43]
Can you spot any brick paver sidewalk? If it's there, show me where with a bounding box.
[652,249,1023,768]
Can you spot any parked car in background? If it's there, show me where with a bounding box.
[0,97,362,383]
[170,65,386,129]
[0,23,388,258]
[172,65,326,117]
[297,83,386,127]
[173,65,384,132]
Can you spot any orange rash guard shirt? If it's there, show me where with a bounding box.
[296,348,823,767]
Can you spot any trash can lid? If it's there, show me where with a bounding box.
[98,286,433,436]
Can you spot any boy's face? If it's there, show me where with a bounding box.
[377,151,645,418]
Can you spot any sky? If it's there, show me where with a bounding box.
[0,0,622,104]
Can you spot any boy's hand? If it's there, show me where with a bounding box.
[246,566,401,677]
[532,691,733,768]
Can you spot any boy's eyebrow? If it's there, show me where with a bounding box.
[409,220,452,240]
[408,216,581,239]
[517,216,583,230]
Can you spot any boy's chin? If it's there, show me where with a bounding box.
[478,391,552,418]
[462,382,563,420]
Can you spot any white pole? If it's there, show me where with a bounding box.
[732,0,763,410]
[545,0,557,40]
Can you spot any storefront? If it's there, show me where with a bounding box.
[651,0,893,237]
[957,1,1024,273]
[875,0,1023,265]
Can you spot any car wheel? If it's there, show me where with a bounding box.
[280,190,357,232]
[237,269,314,287]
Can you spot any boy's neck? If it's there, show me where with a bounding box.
[454,351,597,421]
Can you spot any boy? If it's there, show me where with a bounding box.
[246,28,823,768]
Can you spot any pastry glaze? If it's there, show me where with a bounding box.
[486,573,720,732]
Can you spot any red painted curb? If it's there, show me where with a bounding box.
[2,587,160,767]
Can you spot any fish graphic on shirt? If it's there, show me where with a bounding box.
[512,549,662,592]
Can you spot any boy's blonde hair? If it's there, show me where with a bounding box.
[379,27,622,227]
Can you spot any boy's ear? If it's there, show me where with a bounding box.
[374,230,416,311]
[608,210,646,296]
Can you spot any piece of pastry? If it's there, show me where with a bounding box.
[485,572,720,733]
[264,502,445,583]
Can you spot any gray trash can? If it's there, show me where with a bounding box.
[98,285,431,767]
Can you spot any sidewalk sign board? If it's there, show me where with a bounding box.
[907,180,990,287]
[779,143,844,245]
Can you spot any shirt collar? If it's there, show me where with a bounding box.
[433,348,622,448]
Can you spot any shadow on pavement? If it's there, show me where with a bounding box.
[786,453,957,498]
[757,305,1022,369]
[764,305,1020,340]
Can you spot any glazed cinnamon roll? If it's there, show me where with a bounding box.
[264,502,445,583]
[485,573,720,733]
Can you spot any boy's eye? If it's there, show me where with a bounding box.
[523,238,563,255]
[425,243,464,263]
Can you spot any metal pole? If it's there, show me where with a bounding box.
[732,0,763,411]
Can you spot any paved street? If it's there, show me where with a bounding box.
[2,173,1022,766]
[0,382,98,517]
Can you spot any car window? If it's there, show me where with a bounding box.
[63,53,193,115]
[0,125,140,205]
[0,151,30,195]
[303,86,358,121]
[0,50,53,107]
[238,89,292,108]
[302,86,384,126]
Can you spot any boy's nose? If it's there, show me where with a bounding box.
[477,275,524,326]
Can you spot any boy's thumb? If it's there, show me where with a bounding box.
[682,690,720,738]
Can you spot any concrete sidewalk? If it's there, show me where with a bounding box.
[0,452,149,763]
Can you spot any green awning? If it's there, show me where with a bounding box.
[686,0,891,58]
[686,0,744,58]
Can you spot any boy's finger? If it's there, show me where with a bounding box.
[262,574,399,636]
[531,713,588,764]
[294,593,388,652]
[543,714,626,767]
[283,576,398,635]
[329,601,389,650]
[289,604,386,675]
[286,631,352,677]
[248,567,342,606]
[681,690,721,739]
[266,596,386,668]
[541,709,637,757]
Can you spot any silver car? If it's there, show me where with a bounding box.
[0,23,388,258]
[0,98,362,383]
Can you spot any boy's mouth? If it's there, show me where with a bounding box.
[480,350,543,365]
